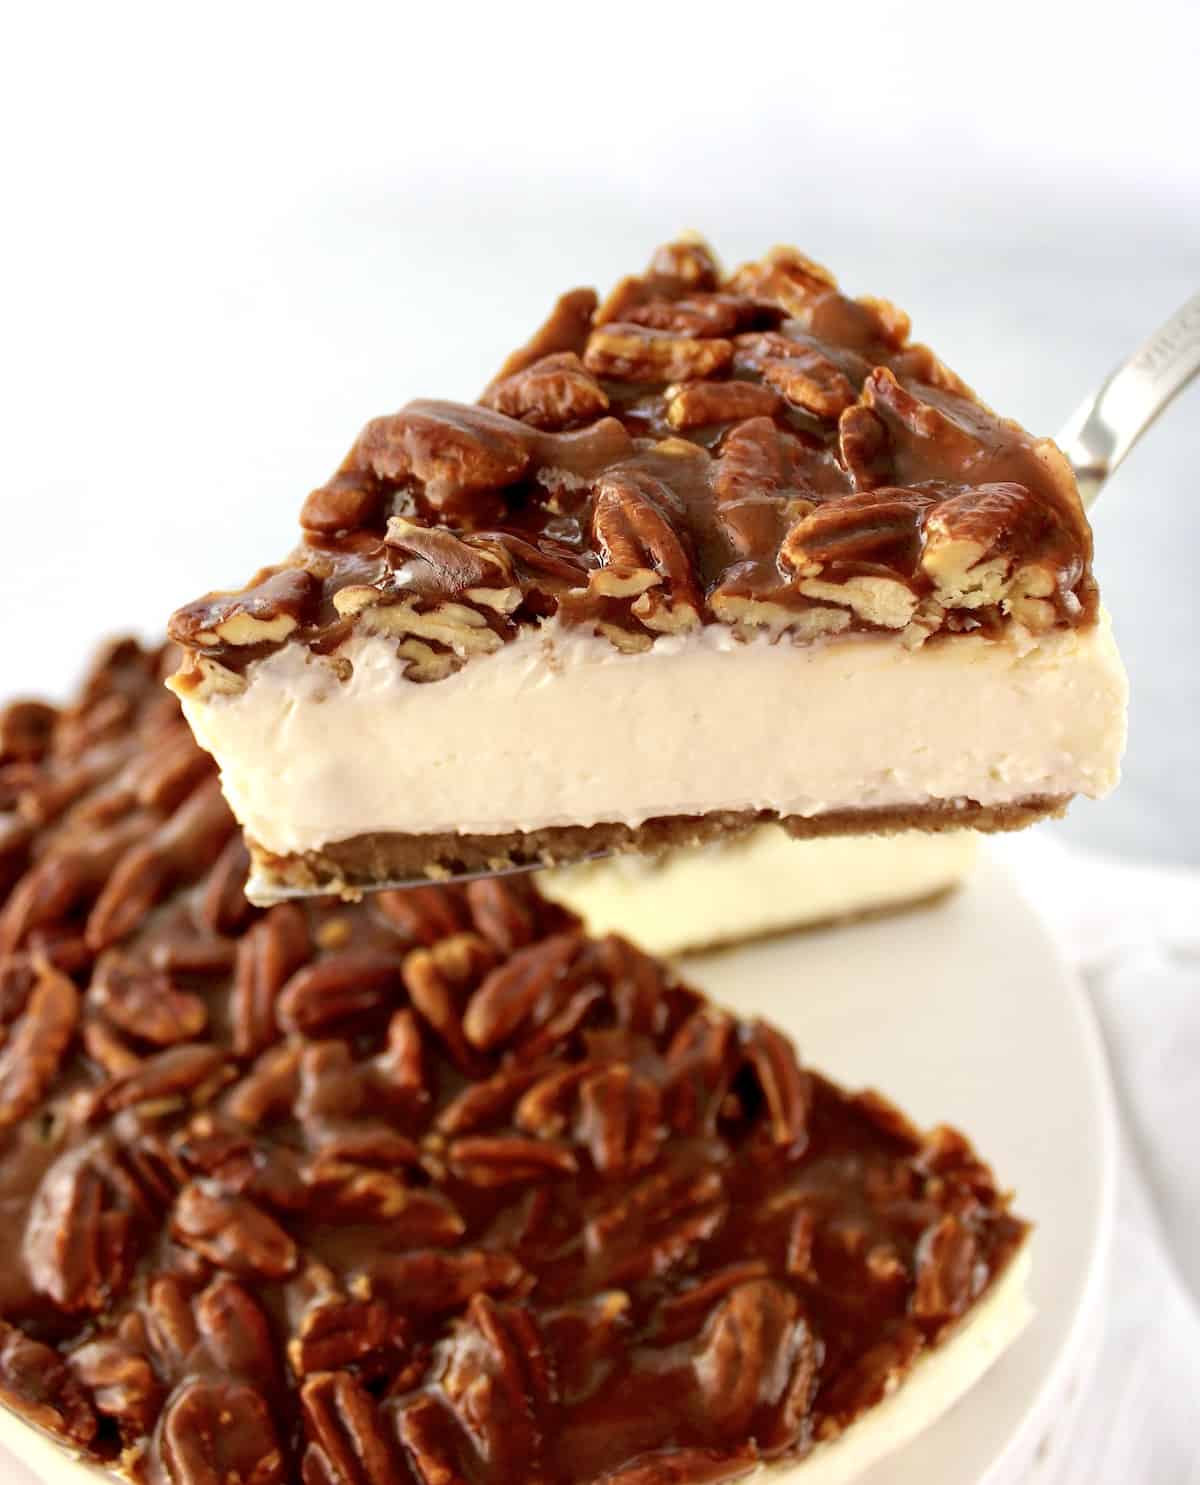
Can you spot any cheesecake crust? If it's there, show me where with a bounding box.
[247,795,1068,902]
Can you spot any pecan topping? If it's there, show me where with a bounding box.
[167,238,1095,685]
[0,638,1029,1484]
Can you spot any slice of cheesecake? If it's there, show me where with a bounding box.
[0,641,1030,1485]
[539,828,980,958]
[167,237,1127,903]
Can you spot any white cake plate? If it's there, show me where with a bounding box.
[0,856,1115,1484]
[688,852,1117,1485]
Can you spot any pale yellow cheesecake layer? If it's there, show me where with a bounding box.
[177,614,1126,861]
[539,827,979,955]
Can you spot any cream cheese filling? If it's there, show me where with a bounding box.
[178,614,1127,858]
[539,827,980,957]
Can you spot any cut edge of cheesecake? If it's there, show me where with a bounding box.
[166,235,1126,901]
[536,828,981,959]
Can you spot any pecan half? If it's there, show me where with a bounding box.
[666,378,781,431]
[301,1370,408,1485]
[583,324,733,384]
[0,960,77,1129]
[481,351,610,431]
[171,1180,298,1279]
[91,951,207,1045]
[358,401,533,515]
[692,1279,818,1447]
[159,1378,285,1485]
[461,931,580,1050]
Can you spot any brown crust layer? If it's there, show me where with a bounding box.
[248,796,1069,902]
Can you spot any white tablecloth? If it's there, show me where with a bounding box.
[990,837,1200,1484]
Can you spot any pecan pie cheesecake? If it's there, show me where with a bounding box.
[539,828,979,957]
[0,642,1031,1485]
[167,234,1126,903]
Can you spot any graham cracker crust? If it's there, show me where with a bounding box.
[247,796,1069,903]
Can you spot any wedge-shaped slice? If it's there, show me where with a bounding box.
[167,236,1126,903]
[540,827,980,956]
[0,642,1029,1485]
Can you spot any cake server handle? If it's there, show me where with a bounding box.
[1057,291,1200,509]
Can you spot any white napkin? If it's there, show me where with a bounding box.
[990,836,1200,1484]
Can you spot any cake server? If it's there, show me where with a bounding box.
[260,290,1199,900]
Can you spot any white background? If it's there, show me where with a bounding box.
[2,0,1197,859]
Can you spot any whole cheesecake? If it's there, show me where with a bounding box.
[0,641,1031,1485]
[166,237,1127,903]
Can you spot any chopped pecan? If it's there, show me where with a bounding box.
[0,960,77,1129]
[481,351,610,431]
[726,244,837,315]
[653,1261,770,1343]
[169,567,320,650]
[921,482,1056,608]
[159,1378,285,1485]
[171,1180,298,1278]
[583,324,733,384]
